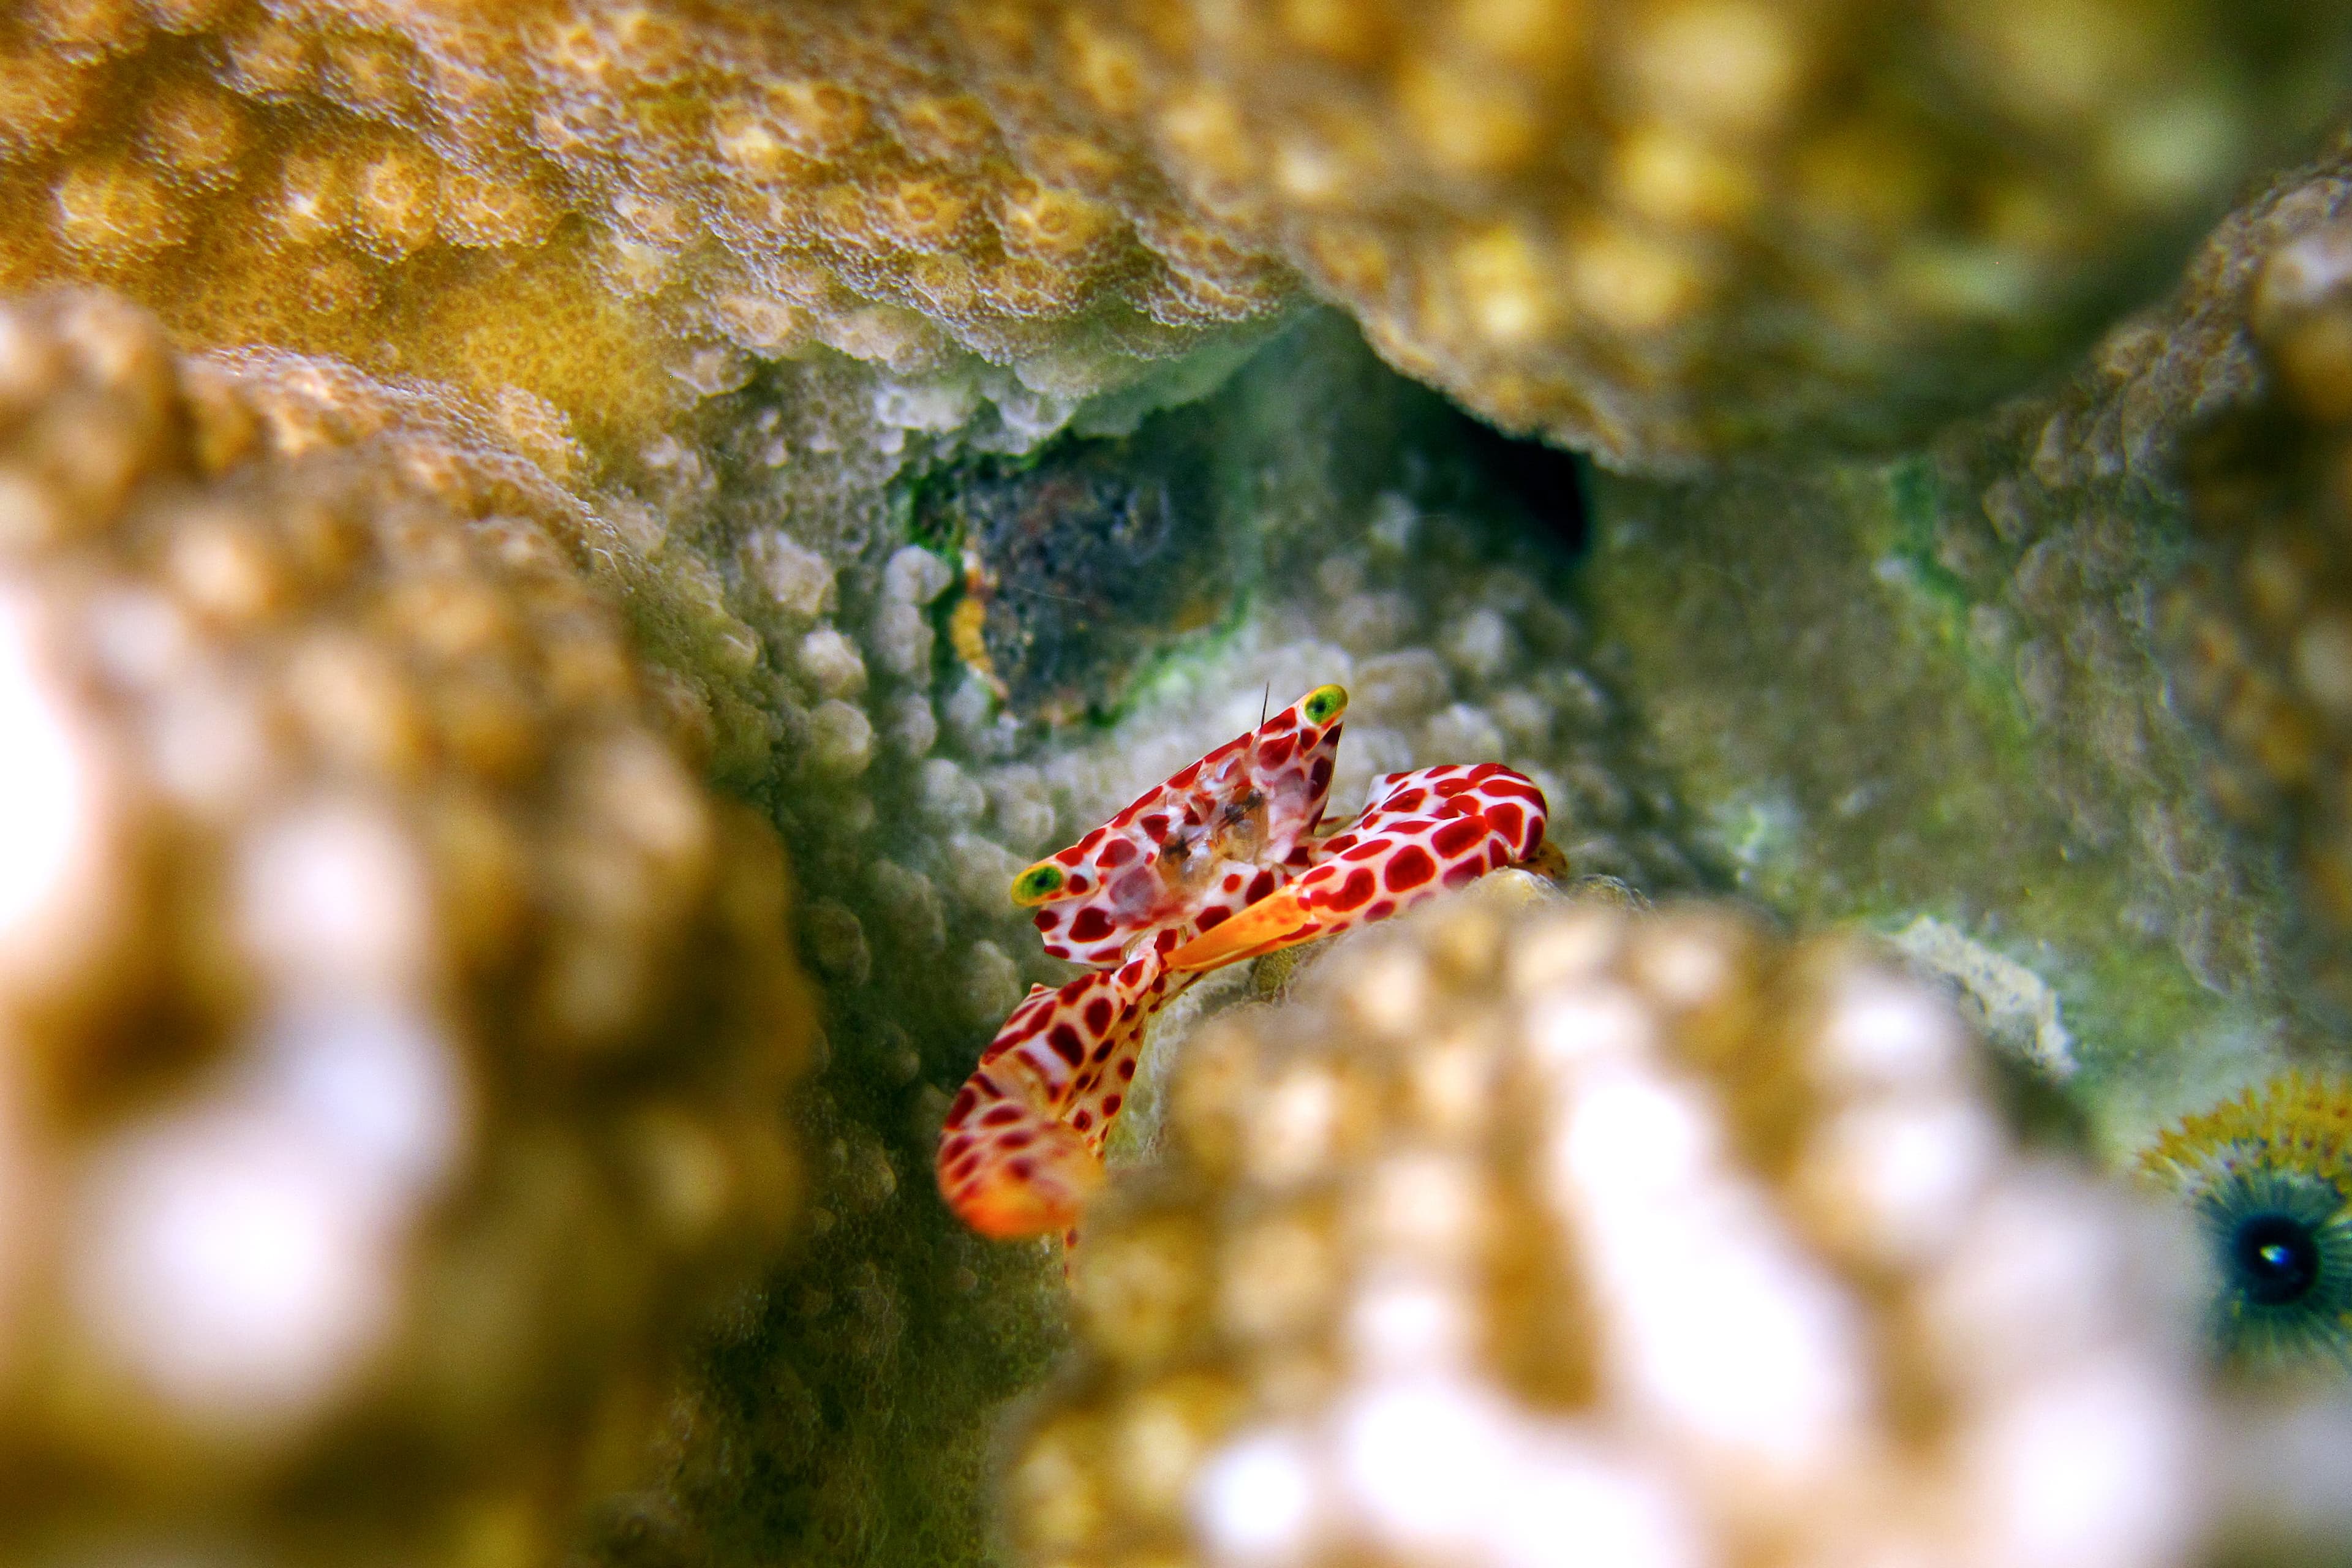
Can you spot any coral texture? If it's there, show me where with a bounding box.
[2139,1072,2352,1371]
[1004,890,2209,1568]
[612,311,1697,1568]
[0,0,2341,476]
[0,0,1292,470]
[2173,204,2352,1022]
[1016,0,2352,466]
[0,290,810,1556]
[1577,147,2352,1152]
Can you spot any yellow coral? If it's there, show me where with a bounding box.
[0,0,1294,478]
[0,289,812,1558]
[995,0,2352,466]
[0,0,2330,473]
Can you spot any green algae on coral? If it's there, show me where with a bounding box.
[1584,452,2291,1158]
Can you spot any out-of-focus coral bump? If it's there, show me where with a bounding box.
[1004,889,2215,1568]
[0,288,813,1554]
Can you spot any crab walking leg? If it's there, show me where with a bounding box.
[935,933,1195,1240]
[1165,763,1550,974]
[1010,684,1350,967]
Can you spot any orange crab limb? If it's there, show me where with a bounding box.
[1169,762,1551,973]
[935,933,1188,1240]
[1163,883,1324,972]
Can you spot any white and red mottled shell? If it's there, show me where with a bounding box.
[1022,687,1347,967]
[937,687,1549,1243]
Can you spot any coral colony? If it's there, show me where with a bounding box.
[0,2,2345,1566]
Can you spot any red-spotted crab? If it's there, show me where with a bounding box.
[934,684,1549,1239]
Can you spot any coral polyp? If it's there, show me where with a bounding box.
[2139,1072,2352,1371]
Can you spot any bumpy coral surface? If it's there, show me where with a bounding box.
[1003,889,2211,1568]
[0,0,1293,472]
[2139,1072,2352,1372]
[609,311,1696,1568]
[0,0,2342,476]
[0,290,810,1557]
[1009,0,2352,466]
[2173,205,2352,1022]
[1577,148,2352,1153]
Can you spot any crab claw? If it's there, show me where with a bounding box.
[1166,884,1325,972]
[938,1116,1104,1240]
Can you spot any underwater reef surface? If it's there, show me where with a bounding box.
[0,2,2345,1567]
[1582,143,2352,1158]
[1,0,2349,475]
[0,290,811,1560]
[594,306,1705,1568]
[2174,194,2352,1028]
[1014,0,2352,467]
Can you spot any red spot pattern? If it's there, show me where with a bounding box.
[1433,817,1485,858]
[1329,867,1378,913]
[940,692,1546,1242]
[1485,804,1526,853]
[1384,844,1436,890]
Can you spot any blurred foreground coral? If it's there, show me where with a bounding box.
[1006,888,2217,1568]
[0,290,810,1559]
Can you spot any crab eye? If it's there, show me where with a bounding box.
[1302,684,1348,725]
[1010,862,1067,906]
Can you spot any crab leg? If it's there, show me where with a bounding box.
[935,932,1193,1240]
[935,684,1553,1246]
[1165,763,1550,973]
